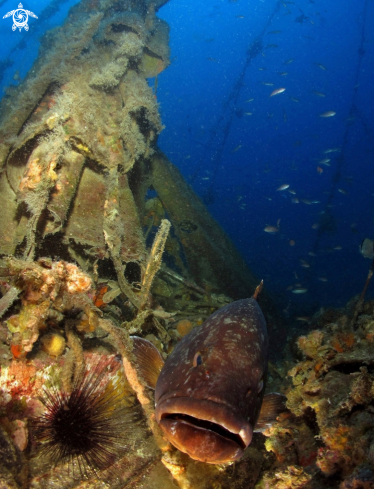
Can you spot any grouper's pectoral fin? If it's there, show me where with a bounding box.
[254,393,288,432]
[131,336,165,389]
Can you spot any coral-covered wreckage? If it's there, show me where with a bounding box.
[0,0,280,487]
[258,298,374,489]
[1,0,373,487]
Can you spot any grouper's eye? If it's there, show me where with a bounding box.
[193,351,203,367]
[246,381,263,398]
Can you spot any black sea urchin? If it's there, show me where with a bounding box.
[33,356,134,478]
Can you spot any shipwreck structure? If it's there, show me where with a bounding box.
[0,0,273,305]
[0,0,284,487]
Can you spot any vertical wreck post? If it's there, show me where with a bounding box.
[0,0,285,486]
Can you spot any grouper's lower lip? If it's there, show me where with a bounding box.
[156,397,253,463]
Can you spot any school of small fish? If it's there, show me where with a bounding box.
[228,11,351,301]
[197,1,360,314]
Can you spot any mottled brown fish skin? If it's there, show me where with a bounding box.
[155,298,268,464]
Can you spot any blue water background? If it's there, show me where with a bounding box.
[1,0,373,319]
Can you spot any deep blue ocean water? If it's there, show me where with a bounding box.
[1,0,373,320]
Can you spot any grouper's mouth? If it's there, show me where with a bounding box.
[155,397,253,464]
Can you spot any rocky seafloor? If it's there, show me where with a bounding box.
[1,257,374,488]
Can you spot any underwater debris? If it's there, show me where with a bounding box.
[150,151,275,304]
[139,218,171,309]
[0,253,282,488]
[0,0,276,317]
[0,0,166,271]
[0,216,172,361]
[32,357,136,478]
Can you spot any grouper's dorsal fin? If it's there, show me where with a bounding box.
[131,336,165,389]
[252,280,264,301]
[254,392,288,433]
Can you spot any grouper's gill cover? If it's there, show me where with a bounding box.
[133,298,285,464]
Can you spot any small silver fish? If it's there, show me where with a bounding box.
[319,158,331,166]
[292,288,308,294]
[320,111,336,118]
[277,184,290,191]
[264,226,279,233]
[231,144,242,152]
[270,87,286,97]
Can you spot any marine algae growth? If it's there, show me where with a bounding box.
[0,0,283,487]
[3,0,372,487]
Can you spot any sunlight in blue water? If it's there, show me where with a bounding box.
[156,0,374,315]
